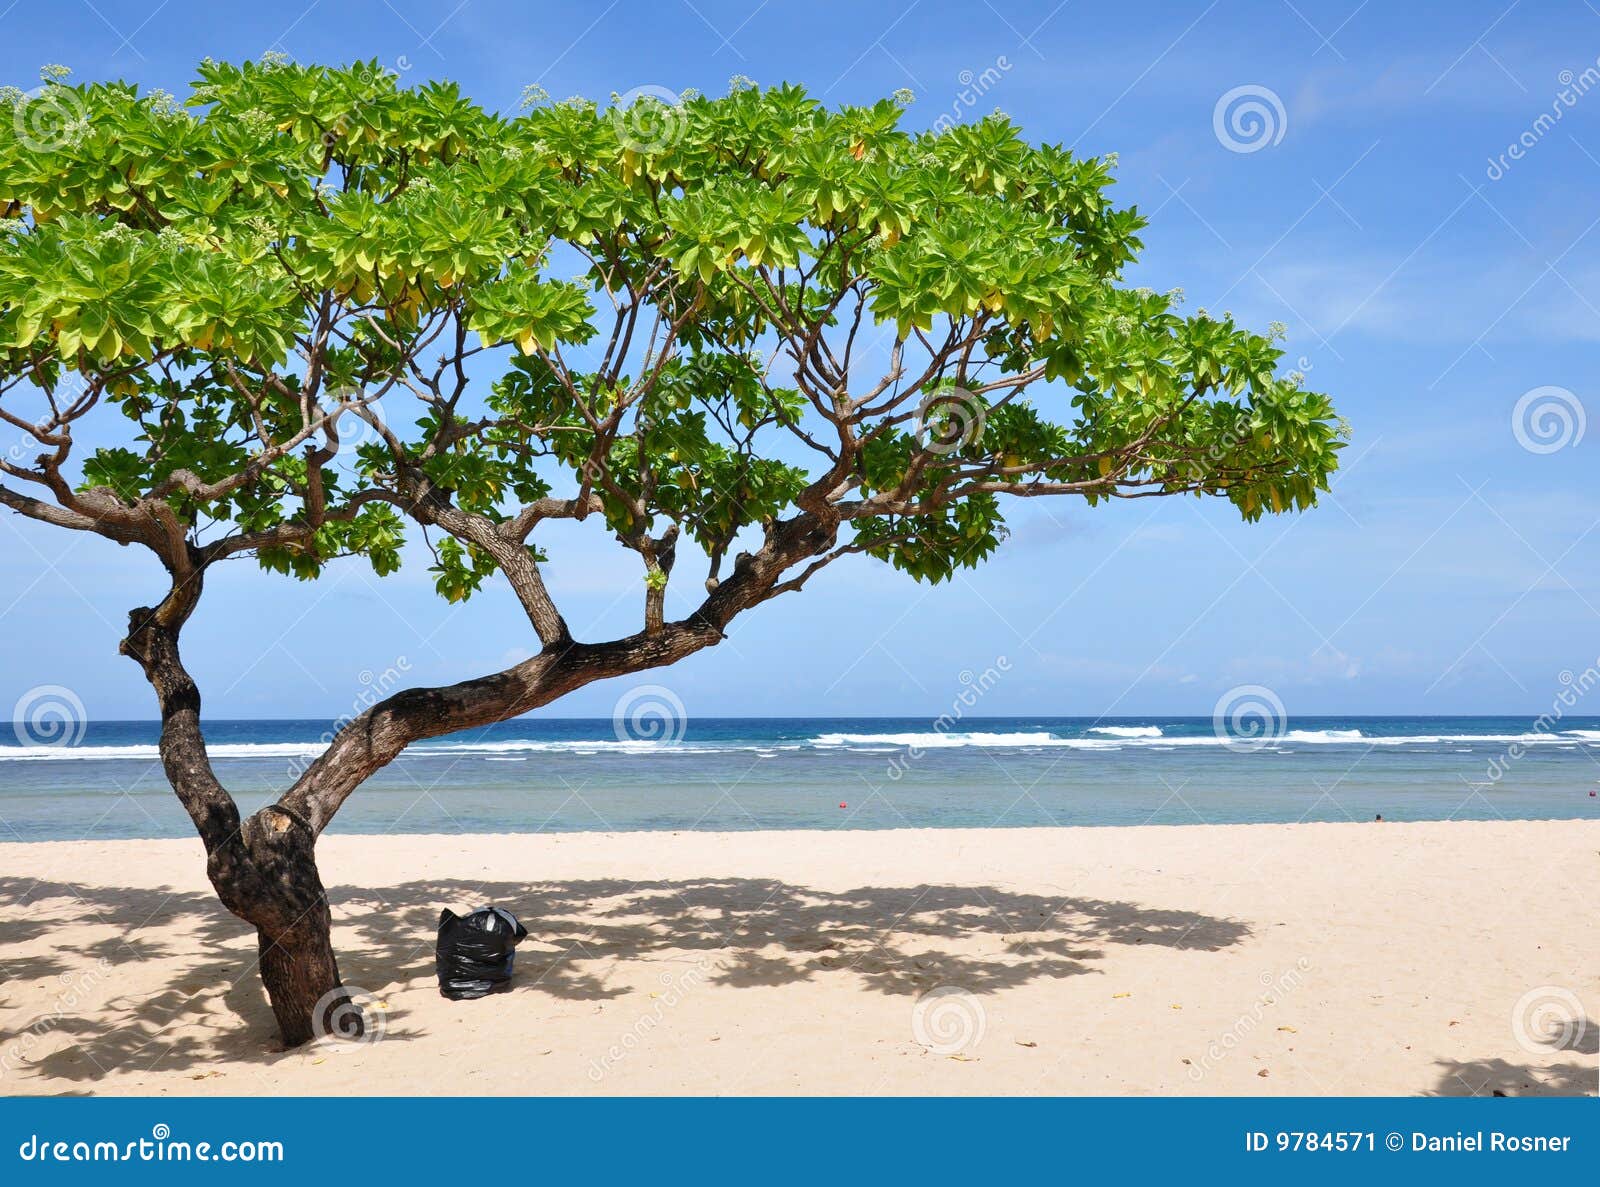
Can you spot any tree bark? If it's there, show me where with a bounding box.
[207,805,350,1047]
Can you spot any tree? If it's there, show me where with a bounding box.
[0,60,1344,1046]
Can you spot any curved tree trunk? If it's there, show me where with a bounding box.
[123,569,351,1047]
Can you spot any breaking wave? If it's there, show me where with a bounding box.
[4,725,1600,762]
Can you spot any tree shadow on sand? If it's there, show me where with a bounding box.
[0,872,1250,1086]
[1430,1022,1597,1097]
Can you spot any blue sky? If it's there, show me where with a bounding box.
[2,0,1599,721]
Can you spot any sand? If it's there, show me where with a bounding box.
[1,821,1595,1096]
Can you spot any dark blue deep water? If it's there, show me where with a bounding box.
[2,716,1598,840]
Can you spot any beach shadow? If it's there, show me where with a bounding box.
[0,871,1250,1086]
[1430,1021,1597,1096]
[1430,1055,1596,1097]
[335,876,1250,1001]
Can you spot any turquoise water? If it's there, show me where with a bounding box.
[2,716,1598,841]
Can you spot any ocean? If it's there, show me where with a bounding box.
[2,715,1598,842]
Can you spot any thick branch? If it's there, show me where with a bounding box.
[279,511,838,835]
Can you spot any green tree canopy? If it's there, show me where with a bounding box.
[1,60,1340,604]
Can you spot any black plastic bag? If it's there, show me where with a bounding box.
[436,906,529,1000]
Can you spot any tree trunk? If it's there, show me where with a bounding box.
[207,804,352,1047]
[122,572,368,1047]
[255,913,345,1048]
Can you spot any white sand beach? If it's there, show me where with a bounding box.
[1,821,1595,1096]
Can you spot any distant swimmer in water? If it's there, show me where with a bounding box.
[1374,814,1383,822]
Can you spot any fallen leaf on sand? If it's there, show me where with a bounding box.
[1015,1040,1037,1048]
[1170,1004,1182,1010]
[1277,1026,1297,1033]
[1112,992,1131,999]
[1257,1068,1270,1078]
[949,1053,976,1062]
